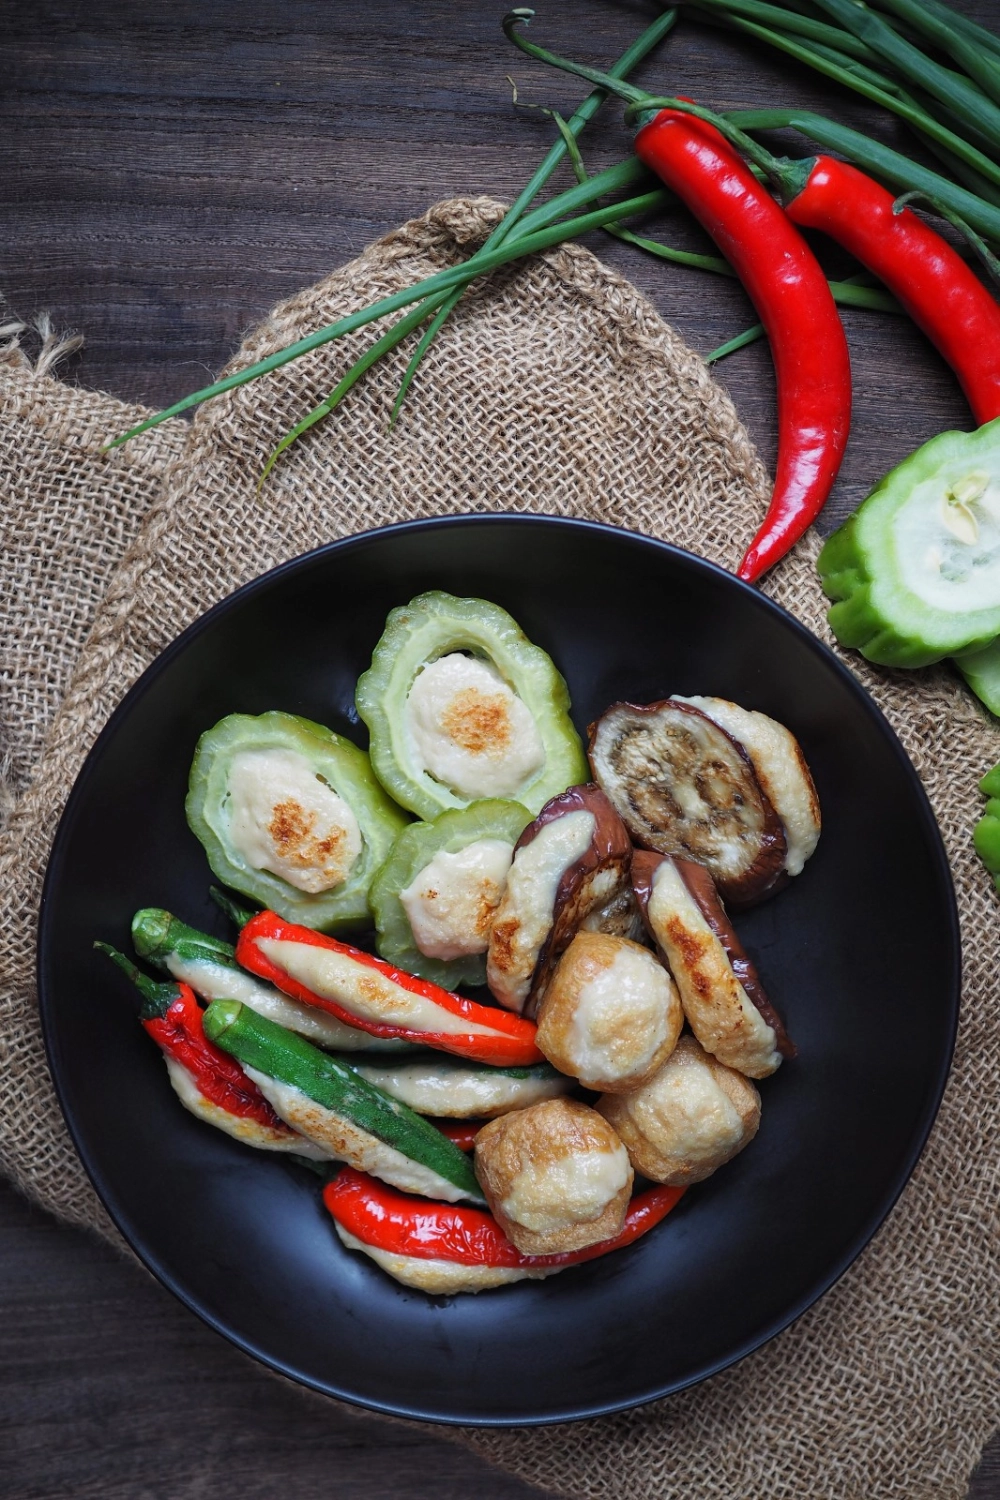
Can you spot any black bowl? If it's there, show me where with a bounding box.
[38,514,959,1425]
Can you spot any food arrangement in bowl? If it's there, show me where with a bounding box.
[98,588,822,1296]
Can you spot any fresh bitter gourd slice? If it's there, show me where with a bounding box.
[818,419,1000,667]
[186,711,408,932]
[369,799,533,988]
[355,593,588,820]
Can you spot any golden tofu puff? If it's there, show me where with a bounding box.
[633,851,795,1079]
[598,1035,761,1186]
[535,931,683,1092]
[486,784,634,1018]
[474,1097,633,1255]
[186,711,409,933]
[670,696,821,878]
[355,592,588,821]
[369,799,533,988]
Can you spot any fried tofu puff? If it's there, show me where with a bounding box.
[474,1097,633,1255]
[633,851,794,1079]
[671,696,820,878]
[535,931,683,1092]
[598,1035,760,1185]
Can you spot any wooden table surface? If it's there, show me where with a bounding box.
[1,1,998,1495]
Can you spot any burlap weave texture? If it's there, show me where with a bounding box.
[0,198,996,1499]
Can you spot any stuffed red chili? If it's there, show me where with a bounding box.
[235,910,544,1066]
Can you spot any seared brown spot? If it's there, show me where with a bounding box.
[441,688,512,757]
[268,799,348,872]
[664,917,714,1000]
[489,917,520,974]
[474,879,504,940]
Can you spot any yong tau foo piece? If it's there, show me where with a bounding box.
[589,698,788,907]
[354,591,588,821]
[369,798,532,989]
[486,784,633,1017]
[474,1097,633,1255]
[598,1035,761,1185]
[633,851,794,1078]
[536,931,683,1092]
[186,710,408,932]
[671,695,821,878]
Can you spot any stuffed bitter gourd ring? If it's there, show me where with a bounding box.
[818,419,1000,667]
[355,592,588,820]
[186,711,408,932]
[369,799,533,988]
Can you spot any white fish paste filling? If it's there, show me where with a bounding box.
[405,654,545,799]
[400,838,514,960]
[163,1055,329,1157]
[257,937,505,1038]
[487,809,596,1012]
[243,1068,471,1202]
[226,747,363,893]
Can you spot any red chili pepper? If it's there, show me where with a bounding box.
[630,106,851,585]
[432,1120,485,1151]
[324,1167,685,1269]
[143,985,290,1129]
[777,156,1000,429]
[236,911,544,1066]
[96,942,290,1131]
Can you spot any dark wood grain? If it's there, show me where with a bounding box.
[1,0,998,1495]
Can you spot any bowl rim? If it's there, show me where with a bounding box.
[37,512,962,1426]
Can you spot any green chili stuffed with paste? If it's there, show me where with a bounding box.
[369,799,534,987]
[974,760,1000,890]
[818,419,1000,670]
[186,711,408,932]
[355,592,588,820]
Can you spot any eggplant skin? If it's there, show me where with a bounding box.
[589,699,786,908]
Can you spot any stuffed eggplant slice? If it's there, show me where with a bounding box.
[324,1167,686,1294]
[347,1054,573,1118]
[589,699,788,906]
[369,799,532,988]
[598,1035,761,1186]
[202,1000,486,1204]
[671,696,820,879]
[535,931,683,1093]
[186,711,409,933]
[355,592,588,821]
[633,851,794,1078]
[132,908,411,1052]
[486,784,634,1018]
[474,1097,633,1256]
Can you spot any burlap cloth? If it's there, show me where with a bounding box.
[1,198,997,1499]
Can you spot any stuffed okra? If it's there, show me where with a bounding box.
[202,1000,485,1203]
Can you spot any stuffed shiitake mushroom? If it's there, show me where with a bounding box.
[355,592,588,821]
[474,1097,633,1255]
[486,784,633,1017]
[598,1035,761,1185]
[535,931,682,1093]
[634,850,794,1078]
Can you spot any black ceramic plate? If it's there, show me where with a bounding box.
[39,515,959,1425]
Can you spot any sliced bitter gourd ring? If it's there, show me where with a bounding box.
[186,711,409,933]
[369,799,533,988]
[355,593,588,821]
[818,419,1000,667]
